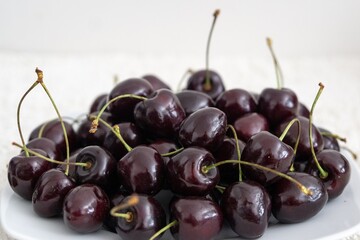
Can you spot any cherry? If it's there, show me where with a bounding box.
[113,194,166,240]
[107,78,153,122]
[63,184,110,233]
[25,137,62,162]
[89,93,108,113]
[32,168,76,217]
[56,148,82,180]
[148,139,180,165]
[215,88,257,124]
[221,180,271,239]
[176,89,215,116]
[178,107,227,151]
[233,112,269,142]
[297,102,310,118]
[270,172,328,223]
[134,89,186,139]
[142,74,171,90]
[319,127,342,151]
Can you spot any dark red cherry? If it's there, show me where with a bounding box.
[107,78,153,122]
[241,131,294,185]
[25,137,61,162]
[166,147,219,196]
[270,172,328,223]
[185,70,225,100]
[258,88,298,127]
[148,139,180,166]
[104,192,127,233]
[102,122,144,161]
[170,197,223,240]
[8,149,52,201]
[307,149,351,199]
[115,195,166,240]
[56,148,81,180]
[221,181,271,239]
[318,127,340,151]
[142,74,171,90]
[176,90,215,116]
[297,102,310,118]
[134,89,186,139]
[32,168,76,217]
[215,88,257,124]
[75,145,118,193]
[63,184,109,233]
[178,107,227,152]
[118,146,164,195]
[233,112,269,142]
[89,93,108,113]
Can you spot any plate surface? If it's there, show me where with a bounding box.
[1,151,360,240]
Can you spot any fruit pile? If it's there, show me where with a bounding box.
[7,9,353,240]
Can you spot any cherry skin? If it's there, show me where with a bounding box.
[8,149,52,201]
[25,137,62,162]
[166,147,219,196]
[176,89,215,116]
[221,181,271,239]
[118,146,164,195]
[104,192,127,233]
[233,112,269,143]
[170,196,223,240]
[142,74,171,90]
[89,93,108,113]
[115,195,166,240]
[270,172,328,223]
[107,78,153,122]
[185,69,225,100]
[56,148,81,180]
[297,102,310,118]
[178,107,227,152]
[215,88,257,124]
[134,89,186,139]
[63,184,110,233]
[318,127,340,151]
[148,139,180,166]
[307,149,351,199]
[241,131,294,186]
[32,168,76,217]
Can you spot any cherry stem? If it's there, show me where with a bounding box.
[36,68,71,176]
[309,83,328,179]
[110,194,139,221]
[89,115,133,152]
[12,142,90,168]
[341,146,358,160]
[320,131,347,143]
[202,159,312,195]
[204,9,220,91]
[161,147,184,157]
[176,68,194,92]
[227,124,242,182]
[90,94,147,133]
[266,37,284,89]
[149,220,178,240]
[215,185,226,193]
[279,118,301,155]
[17,80,39,157]
[113,75,119,86]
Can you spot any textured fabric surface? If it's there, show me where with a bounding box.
[0,53,359,239]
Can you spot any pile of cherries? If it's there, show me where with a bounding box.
[7,9,353,240]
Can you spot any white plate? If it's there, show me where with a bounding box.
[1,151,360,240]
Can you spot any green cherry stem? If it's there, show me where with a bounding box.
[320,131,347,143]
[309,83,328,179]
[204,9,220,91]
[279,118,301,155]
[36,68,71,176]
[266,37,284,89]
[110,194,139,222]
[149,220,178,240]
[161,147,184,157]
[90,94,147,133]
[215,185,226,193]
[176,68,194,92]
[227,124,242,182]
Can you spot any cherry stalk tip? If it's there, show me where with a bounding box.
[213,9,220,17]
[266,37,272,47]
[319,82,324,89]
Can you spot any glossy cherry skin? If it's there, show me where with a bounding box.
[56,148,81,180]
[185,69,225,100]
[148,139,180,166]
[89,93,108,113]
[241,131,294,186]
[170,197,223,240]
[32,168,76,217]
[233,113,269,143]
[307,149,351,199]
[221,181,271,239]
[142,74,171,90]
[176,90,215,116]
[270,172,328,223]
[215,88,257,124]
[63,184,109,233]
[134,89,186,139]
[103,122,145,161]
[257,87,298,127]
[275,116,324,160]
[178,107,227,152]
[8,149,52,201]
[107,78,153,122]
[104,192,127,233]
[166,147,219,196]
[118,146,164,195]
[318,127,340,151]
[25,137,61,162]
[75,146,118,193]
[297,102,310,118]
[115,195,166,240]
[29,119,77,156]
